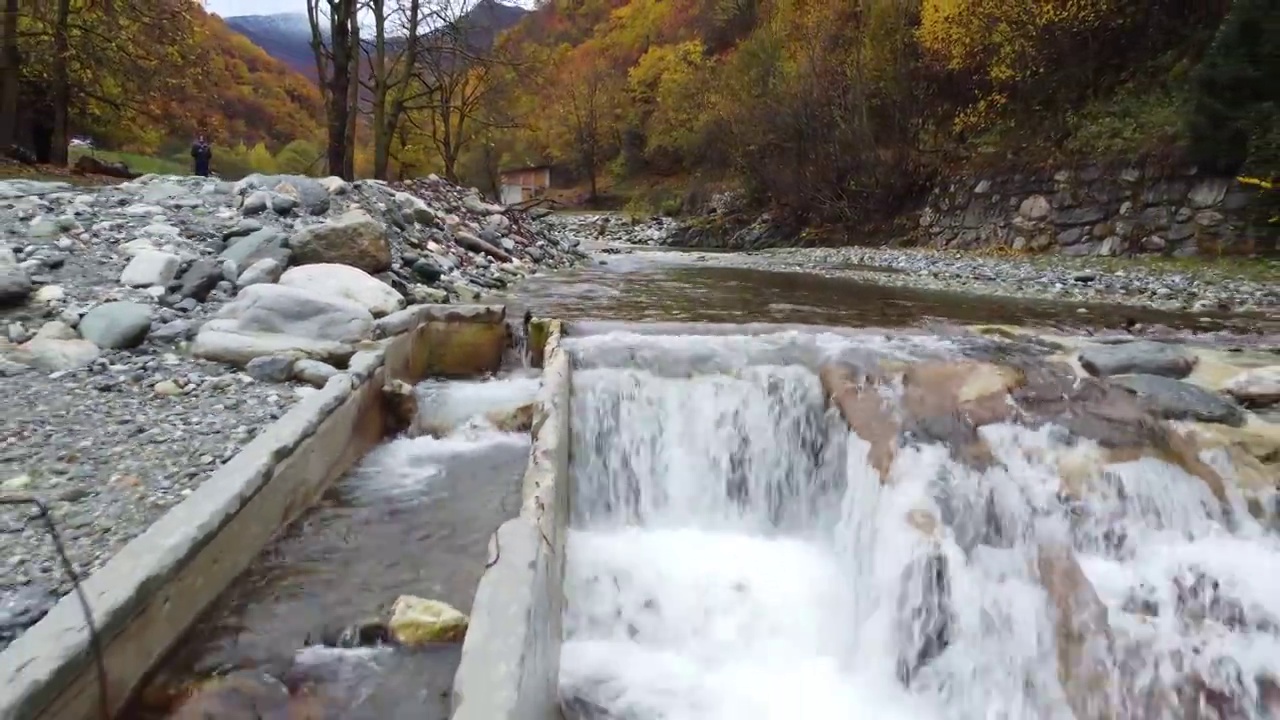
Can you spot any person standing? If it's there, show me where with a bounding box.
[191,135,213,177]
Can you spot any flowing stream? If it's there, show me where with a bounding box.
[559,330,1280,719]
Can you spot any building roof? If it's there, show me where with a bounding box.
[499,164,552,175]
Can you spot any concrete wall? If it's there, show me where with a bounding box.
[0,304,510,720]
[452,320,571,720]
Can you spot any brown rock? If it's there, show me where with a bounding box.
[1037,544,1117,720]
[290,210,392,273]
[487,402,535,433]
[383,379,419,436]
[819,363,899,477]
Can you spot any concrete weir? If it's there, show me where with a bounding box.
[452,319,570,720]
[0,304,513,720]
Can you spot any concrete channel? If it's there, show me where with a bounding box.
[0,304,530,720]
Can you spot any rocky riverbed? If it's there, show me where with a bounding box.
[0,173,585,648]
[546,213,1279,321]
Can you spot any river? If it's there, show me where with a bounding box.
[142,226,1279,720]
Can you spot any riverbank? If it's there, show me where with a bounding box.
[0,173,585,648]
[543,213,1279,327]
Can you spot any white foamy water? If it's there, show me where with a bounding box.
[346,376,538,499]
[560,333,1280,720]
[415,375,541,432]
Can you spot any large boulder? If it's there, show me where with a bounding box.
[1078,341,1197,379]
[1111,374,1246,426]
[278,264,405,317]
[1222,366,1280,408]
[211,283,373,343]
[77,302,152,349]
[191,329,354,366]
[289,210,392,273]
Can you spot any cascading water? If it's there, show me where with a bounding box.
[559,331,1280,720]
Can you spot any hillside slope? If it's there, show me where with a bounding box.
[486,0,1272,224]
[188,9,325,148]
[222,0,528,81]
[224,12,319,80]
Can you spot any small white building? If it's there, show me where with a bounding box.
[498,165,552,205]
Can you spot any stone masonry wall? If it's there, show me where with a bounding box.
[917,166,1273,257]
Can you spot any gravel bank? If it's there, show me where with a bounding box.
[0,173,585,649]
[545,213,1279,321]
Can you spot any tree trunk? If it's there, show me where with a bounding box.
[326,0,352,180]
[343,9,358,179]
[49,0,70,165]
[0,0,19,147]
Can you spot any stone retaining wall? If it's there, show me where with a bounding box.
[0,304,509,720]
[917,167,1274,257]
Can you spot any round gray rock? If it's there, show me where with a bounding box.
[1078,341,1196,379]
[1111,374,1246,427]
[77,302,153,349]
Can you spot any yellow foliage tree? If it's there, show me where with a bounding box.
[917,0,1127,130]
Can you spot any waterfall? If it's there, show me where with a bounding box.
[558,331,1280,720]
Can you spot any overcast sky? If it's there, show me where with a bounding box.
[205,0,305,17]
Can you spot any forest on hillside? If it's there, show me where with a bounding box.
[0,0,326,175]
[1,0,1275,221]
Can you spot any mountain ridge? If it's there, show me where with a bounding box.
[222,0,529,81]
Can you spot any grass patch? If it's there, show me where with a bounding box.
[70,147,187,176]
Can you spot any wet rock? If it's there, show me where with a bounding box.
[1037,544,1116,720]
[168,670,291,720]
[1078,341,1196,379]
[289,209,391,273]
[387,594,468,646]
[819,363,899,477]
[307,620,392,649]
[1111,374,1246,426]
[1221,366,1280,408]
[76,301,152,349]
[278,264,405,318]
[896,551,952,685]
[486,402,535,433]
[383,379,418,436]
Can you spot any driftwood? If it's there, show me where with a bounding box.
[72,154,140,179]
[505,196,563,214]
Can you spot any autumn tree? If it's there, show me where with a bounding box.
[538,42,622,199]
[408,0,517,182]
[1187,0,1278,176]
[362,0,427,179]
[10,0,203,164]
